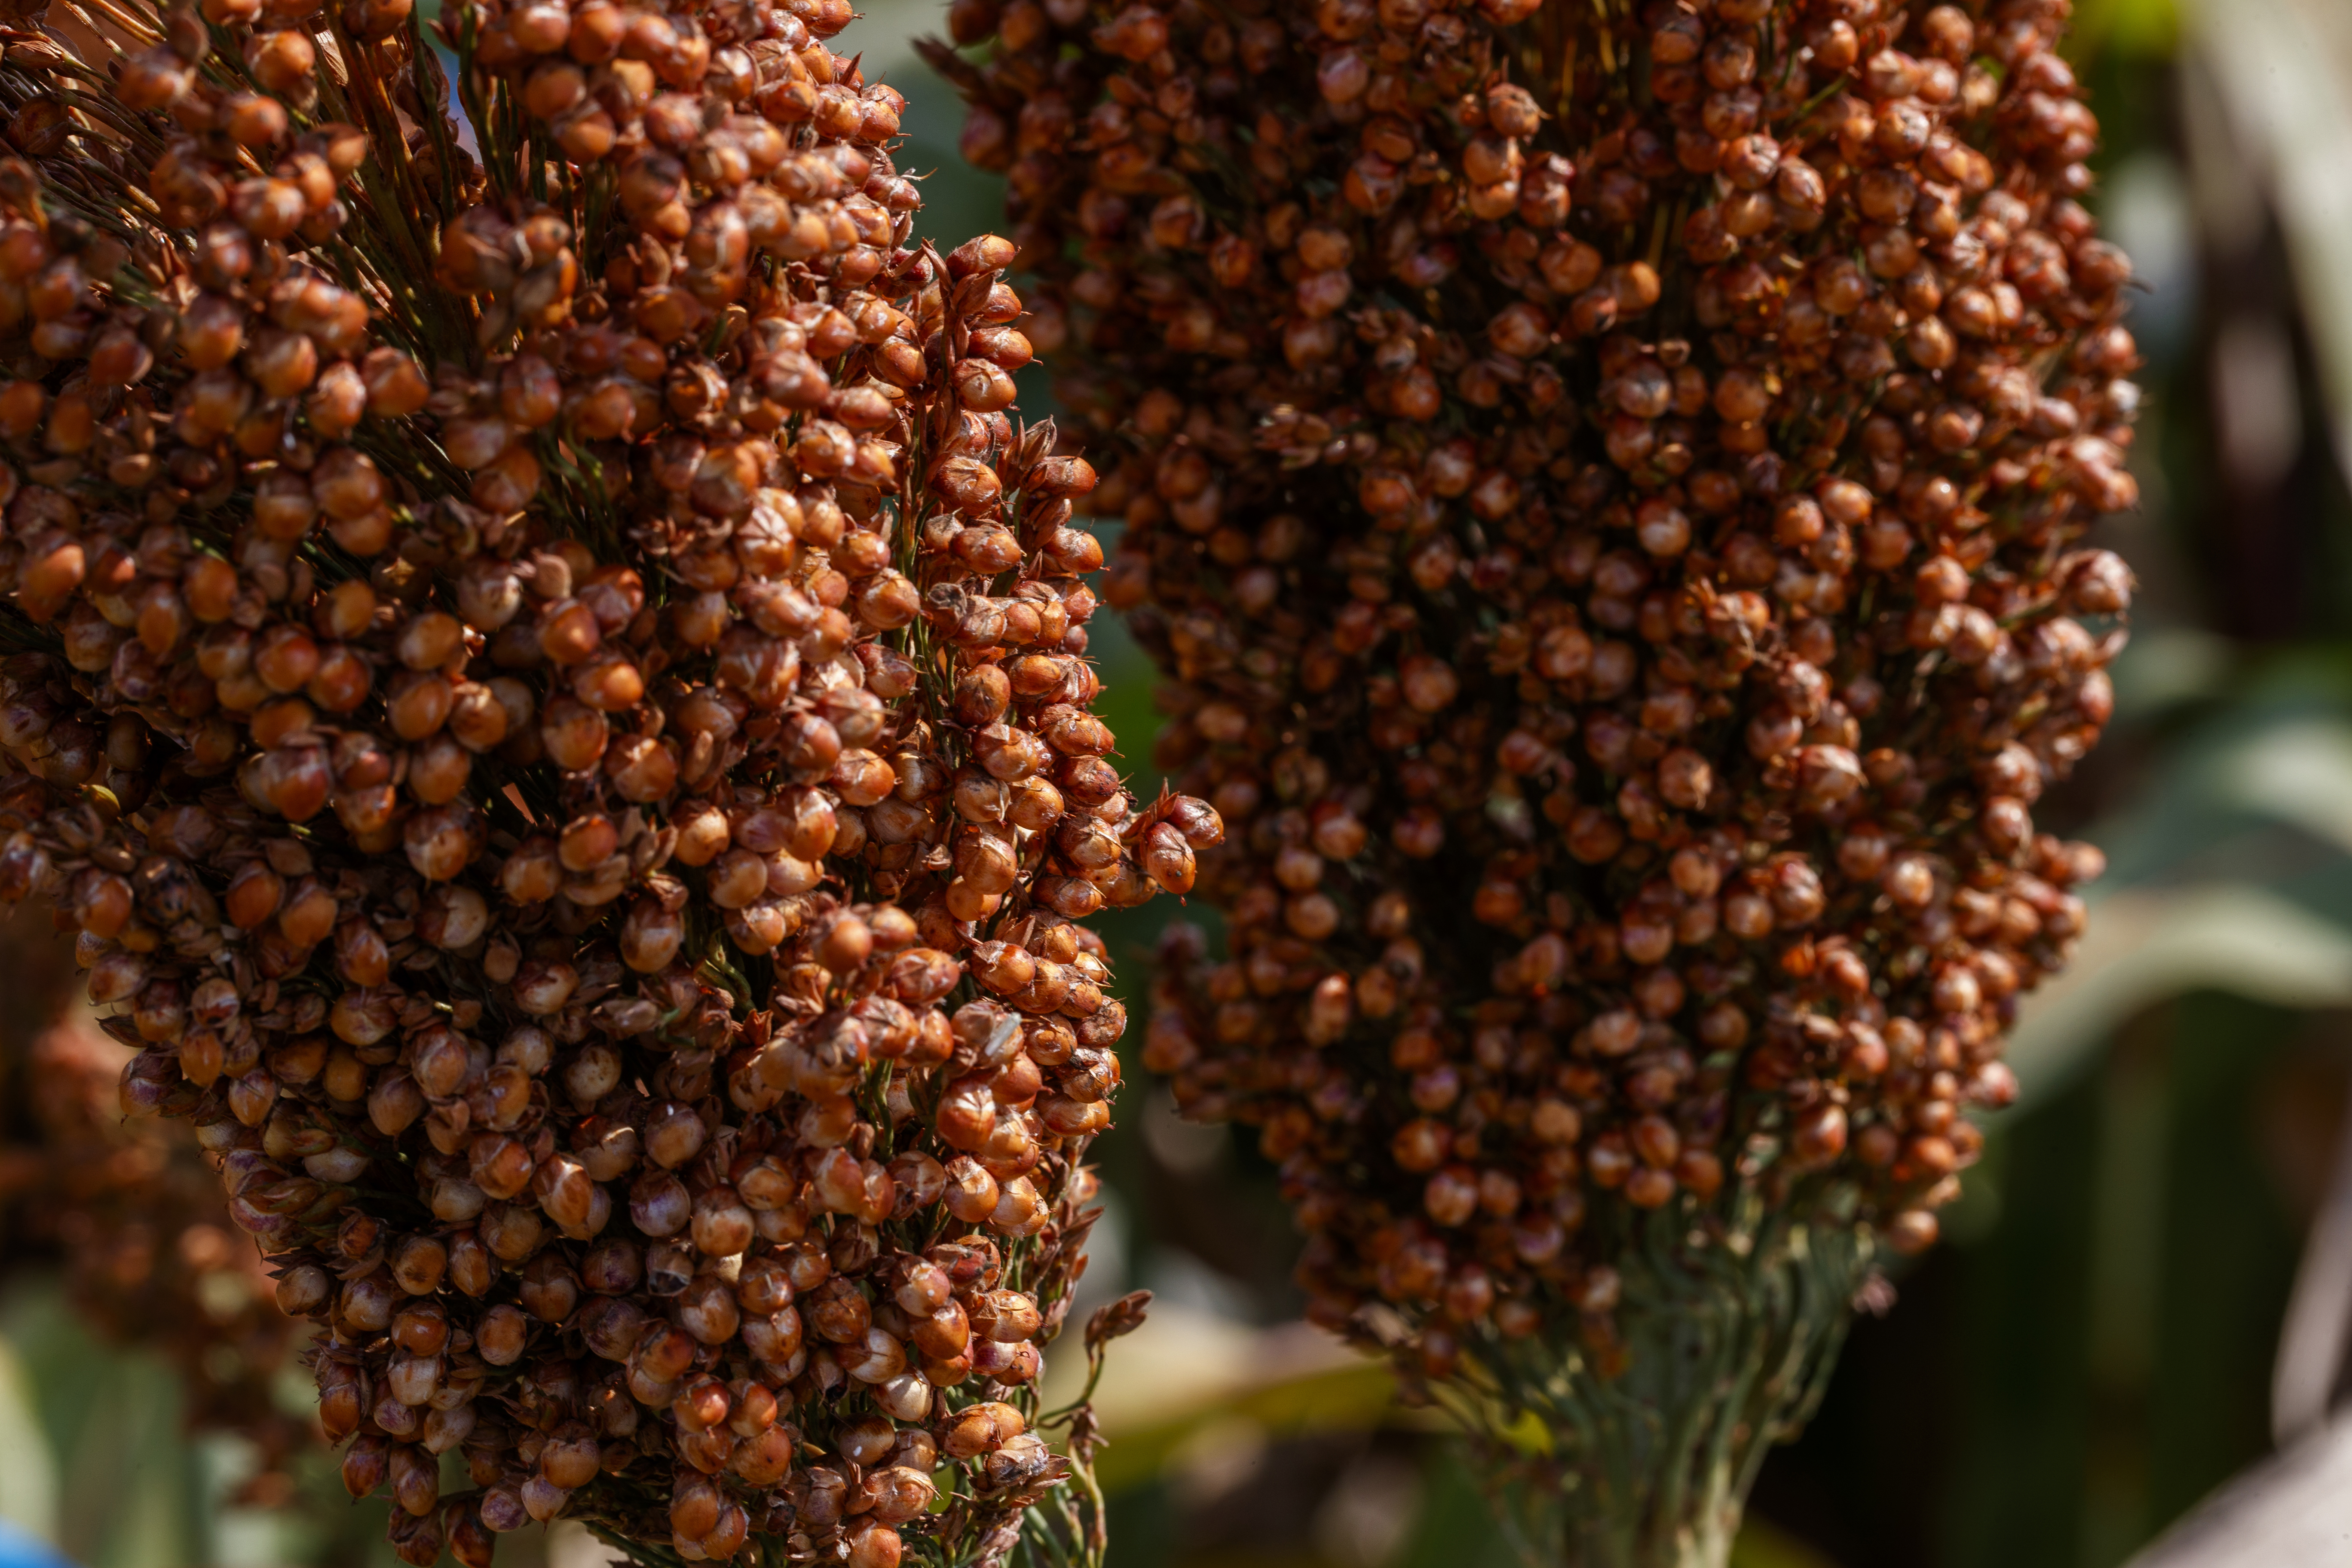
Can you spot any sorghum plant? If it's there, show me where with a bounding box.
[931,0,2132,1560]
[0,0,1208,1560]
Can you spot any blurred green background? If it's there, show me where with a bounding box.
[13,0,2352,1562]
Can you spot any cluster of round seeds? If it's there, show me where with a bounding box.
[934,0,2130,1377]
[0,0,1206,1560]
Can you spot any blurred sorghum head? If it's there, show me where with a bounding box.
[931,0,2134,1378]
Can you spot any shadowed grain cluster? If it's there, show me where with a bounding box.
[931,0,2133,1558]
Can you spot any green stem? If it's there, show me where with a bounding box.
[1443,1207,1874,1568]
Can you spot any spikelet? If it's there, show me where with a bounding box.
[933,0,2132,1556]
[0,0,1208,1561]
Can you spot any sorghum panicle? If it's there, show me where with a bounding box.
[935,0,2131,1382]
[0,0,1207,1560]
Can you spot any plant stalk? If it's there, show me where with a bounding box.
[1434,1200,1874,1568]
